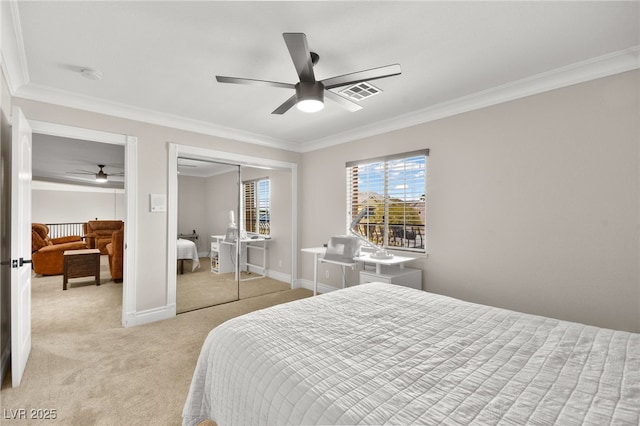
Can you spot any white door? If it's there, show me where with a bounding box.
[10,106,32,387]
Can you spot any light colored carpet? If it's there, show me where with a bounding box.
[176,259,291,313]
[1,255,312,425]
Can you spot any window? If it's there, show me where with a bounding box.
[346,150,428,253]
[243,178,270,236]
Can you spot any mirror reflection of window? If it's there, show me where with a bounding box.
[243,178,270,237]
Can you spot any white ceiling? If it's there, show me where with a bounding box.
[32,134,125,189]
[5,1,640,181]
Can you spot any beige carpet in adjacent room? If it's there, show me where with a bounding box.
[176,258,291,313]
[1,256,312,425]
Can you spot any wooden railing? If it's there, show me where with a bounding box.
[46,222,85,239]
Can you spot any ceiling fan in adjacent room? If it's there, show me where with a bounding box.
[216,33,401,114]
[70,164,124,183]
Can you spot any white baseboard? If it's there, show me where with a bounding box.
[265,269,291,284]
[122,304,175,328]
[295,278,341,295]
[122,271,293,328]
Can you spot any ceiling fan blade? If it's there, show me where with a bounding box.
[322,64,402,89]
[283,33,316,83]
[216,76,295,90]
[324,90,363,112]
[272,94,298,115]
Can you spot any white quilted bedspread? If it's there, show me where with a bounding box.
[183,283,640,426]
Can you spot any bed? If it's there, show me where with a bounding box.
[177,238,200,274]
[183,283,640,425]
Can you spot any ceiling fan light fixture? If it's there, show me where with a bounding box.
[295,82,324,113]
[95,165,108,182]
[296,99,324,113]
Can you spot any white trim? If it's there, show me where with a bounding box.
[123,304,174,328]
[14,83,301,152]
[29,120,126,145]
[299,46,640,152]
[290,163,298,290]
[167,144,298,314]
[166,143,179,312]
[0,0,29,94]
[296,278,339,295]
[122,136,138,328]
[266,269,292,285]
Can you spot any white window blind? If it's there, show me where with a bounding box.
[346,150,427,253]
[243,178,270,236]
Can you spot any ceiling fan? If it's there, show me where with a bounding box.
[216,33,401,114]
[71,164,124,183]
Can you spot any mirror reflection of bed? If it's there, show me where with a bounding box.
[176,159,292,313]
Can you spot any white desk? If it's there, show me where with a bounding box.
[353,252,415,274]
[302,248,421,295]
[211,235,269,281]
[301,247,358,296]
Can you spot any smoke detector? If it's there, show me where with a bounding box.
[80,68,103,80]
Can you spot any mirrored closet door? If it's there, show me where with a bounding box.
[174,158,293,314]
[176,159,241,312]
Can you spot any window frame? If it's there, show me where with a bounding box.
[242,177,271,237]
[346,149,428,254]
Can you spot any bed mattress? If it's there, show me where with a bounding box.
[177,238,200,272]
[183,283,639,425]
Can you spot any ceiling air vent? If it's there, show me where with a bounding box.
[339,82,382,101]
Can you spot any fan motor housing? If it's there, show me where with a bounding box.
[295,81,324,103]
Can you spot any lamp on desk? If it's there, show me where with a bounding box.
[349,206,393,259]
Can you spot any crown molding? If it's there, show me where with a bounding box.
[1,0,29,94]
[14,83,301,152]
[298,46,640,153]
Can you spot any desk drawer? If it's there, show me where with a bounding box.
[360,266,422,290]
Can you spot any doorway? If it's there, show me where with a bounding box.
[28,120,137,326]
[167,144,297,314]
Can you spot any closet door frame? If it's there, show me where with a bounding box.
[166,143,298,316]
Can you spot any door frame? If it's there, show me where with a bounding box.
[167,143,298,315]
[10,106,32,386]
[29,120,137,327]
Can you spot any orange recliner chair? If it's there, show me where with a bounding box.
[31,223,87,275]
[84,220,124,254]
[106,228,124,282]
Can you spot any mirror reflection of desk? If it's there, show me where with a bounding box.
[211,235,269,280]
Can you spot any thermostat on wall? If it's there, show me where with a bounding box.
[150,194,166,212]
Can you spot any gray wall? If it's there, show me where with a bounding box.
[177,175,208,254]
[300,70,640,332]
